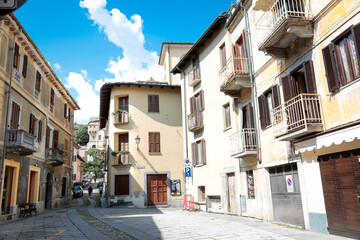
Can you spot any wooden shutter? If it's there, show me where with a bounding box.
[242,30,248,58]
[64,104,67,118]
[68,108,71,121]
[190,97,195,113]
[13,43,19,68]
[29,114,36,135]
[35,71,41,92]
[351,23,360,65]
[155,133,160,153]
[148,95,158,112]
[53,130,59,148]
[258,95,266,129]
[304,61,317,93]
[249,104,255,128]
[38,120,42,142]
[149,133,154,152]
[272,85,280,108]
[148,95,152,112]
[322,43,340,92]
[50,88,54,105]
[191,142,196,166]
[10,101,20,129]
[201,139,206,164]
[199,90,204,111]
[281,75,293,102]
[46,127,50,148]
[29,114,33,133]
[22,55,28,77]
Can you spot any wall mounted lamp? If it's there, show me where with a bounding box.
[135,135,140,149]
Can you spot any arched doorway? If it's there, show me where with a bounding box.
[45,173,52,209]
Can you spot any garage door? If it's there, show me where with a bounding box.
[269,163,304,226]
[318,148,360,239]
[147,174,168,205]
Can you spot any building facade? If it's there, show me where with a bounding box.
[0,14,80,221]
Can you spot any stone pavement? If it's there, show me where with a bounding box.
[90,207,355,240]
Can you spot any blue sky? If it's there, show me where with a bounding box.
[14,0,232,123]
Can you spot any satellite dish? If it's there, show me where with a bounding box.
[0,0,28,16]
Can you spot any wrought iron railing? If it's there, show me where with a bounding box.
[219,56,249,90]
[229,129,257,156]
[188,111,204,131]
[272,94,323,136]
[6,129,35,152]
[188,66,201,86]
[256,0,311,46]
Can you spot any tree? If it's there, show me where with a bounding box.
[81,148,104,178]
[75,126,89,146]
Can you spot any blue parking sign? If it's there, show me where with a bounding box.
[185,167,191,177]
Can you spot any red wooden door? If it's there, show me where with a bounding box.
[147,174,167,205]
[319,149,360,239]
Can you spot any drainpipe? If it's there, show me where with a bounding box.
[238,1,261,164]
[176,66,188,196]
[0,29,21,188]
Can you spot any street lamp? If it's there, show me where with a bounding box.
[135,135,140,149]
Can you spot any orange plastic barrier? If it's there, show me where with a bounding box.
[183,194,195,211]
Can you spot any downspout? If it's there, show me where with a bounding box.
[238,1,261,164]
[176,66,188,196]
[0,29,21,187]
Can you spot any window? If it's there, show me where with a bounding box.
[149,132,160,153]
[9,100,21,129]
[99,135,101,140]
[115,175,129,195]
[22,55,28,77]
[198,186,206,202]
[13,43,19,70]
[117,133,129,164]
[247,170,255,199]
[190,90,205,116]
[322,24,360,92]
[220,44,226,68]
[50,88,54,112]
[118,96,129,123]
[148,95,159,113]
[191,139,206,166]
[35,71,41,99]
[92,136,95,140]
[223,103,231,129]
[192,57,201,80]
[64,103,67,119]
[258,85,280,128]
[29,114,38,136]
[38,120,42,142]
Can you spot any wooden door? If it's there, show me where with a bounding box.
[118,133,129,164]
[319,149,360,239]
[147,174,168,205]
[115,175,129,195]
[227,173,237,214]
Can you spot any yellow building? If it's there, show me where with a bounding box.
[0,14,79,220]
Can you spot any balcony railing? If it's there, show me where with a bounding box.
[188,66,201,87]
[6,129,36,155]
[114,112,129,124]
[229,129,257,157]
[256,0,313,58]
[114,155,129,165]
[272,94,323,140]
[188,111,204,132]
[46,147,65,166]
[219,57,250,93]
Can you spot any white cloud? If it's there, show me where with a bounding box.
[79,0,163,83]
[66,72,99,123]
[54,63,62,71]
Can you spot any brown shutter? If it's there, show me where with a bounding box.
[149,133,154,152]
[13,43,19,68]
[64,103,67,118]
[351,23,360,65]
[46,127,50,148]
[22,55,28,77]
[190,97,195,114]
[272,85,280,108]
[242,30,248,58]
[304,61,317,94]
[201,139,206,164]
[50,88,54,105]
[29,114,33,133]
[155,133,160,153]
[38,120,42,142]
[322,43,340,92]
[68,108,71,121]
[148,95,153,112]
[191,142,196,166]
[35,71,41,92]
[258,95,266,129]
[10,102,20,129]
[199,90,204,111]
[154,95,159,112]
[53,130,59,148]
[281,75,293,102]
[249,104,255,128]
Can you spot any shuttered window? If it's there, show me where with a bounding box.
[224,103,231,129]
[322,24,360,92]
[220,44,226,67]
[10,101,20,130]
[29,114,37,135]
[53,130,59,148]
[258,85,280,129]
[13,43,19,69]
[35,71,41,92]
[50,88,54,112]
[191,139,206,166]
[190,90,205,113]
[148,95,159,112]
[22,55,28,77]
[38,120,42,142]
[149,132,160,153]
[64,103,67,118]
[46,126,51,148]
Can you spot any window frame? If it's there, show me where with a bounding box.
[191,139,206,166]
[223,103,231,129]
[148,94,159,113]
[220,43,226,68]
[149,132,161,153]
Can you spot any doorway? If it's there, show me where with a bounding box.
[227,173,237,214]
[147,174,168,206]
[45,173,52,209]
[1,166,14,215]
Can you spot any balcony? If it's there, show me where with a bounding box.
[6,129,36,156]
[188,111,204,132]
[272,94,323,141]
[46,147,65,166]
[188,66,201,87]
[229,129,257,158]
[256,0,313,59]
[114,112,129,125]
[219,57,250,94]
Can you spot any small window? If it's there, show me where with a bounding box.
[198,186,206,202]
[35,71,41,99]
[50,88,55,112]
[149,132,160,153]
[247,170,255,199]
[223,103,231,129]
[191,139,206,166]
[148,95,159,113]
[220,43,226,68]
[258,85,280,128]
[22,55,28,77]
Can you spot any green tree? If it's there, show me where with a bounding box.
[75,126,89,146]
[82,148,104,178]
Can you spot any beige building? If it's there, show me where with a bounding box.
[0,14,79,220]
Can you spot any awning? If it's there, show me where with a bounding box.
[294,124,360,154]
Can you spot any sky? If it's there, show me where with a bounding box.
[14,0,233,123]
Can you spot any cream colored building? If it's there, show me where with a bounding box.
[0,14,79,220]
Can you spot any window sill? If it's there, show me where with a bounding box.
[149,152,162,155]
[148,112,160,114]
[329,77,360,96]
[223,126,232,132]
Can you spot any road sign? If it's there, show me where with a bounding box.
[185,167,191,177]
[286,175,294,192]
[184,159,191,167]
